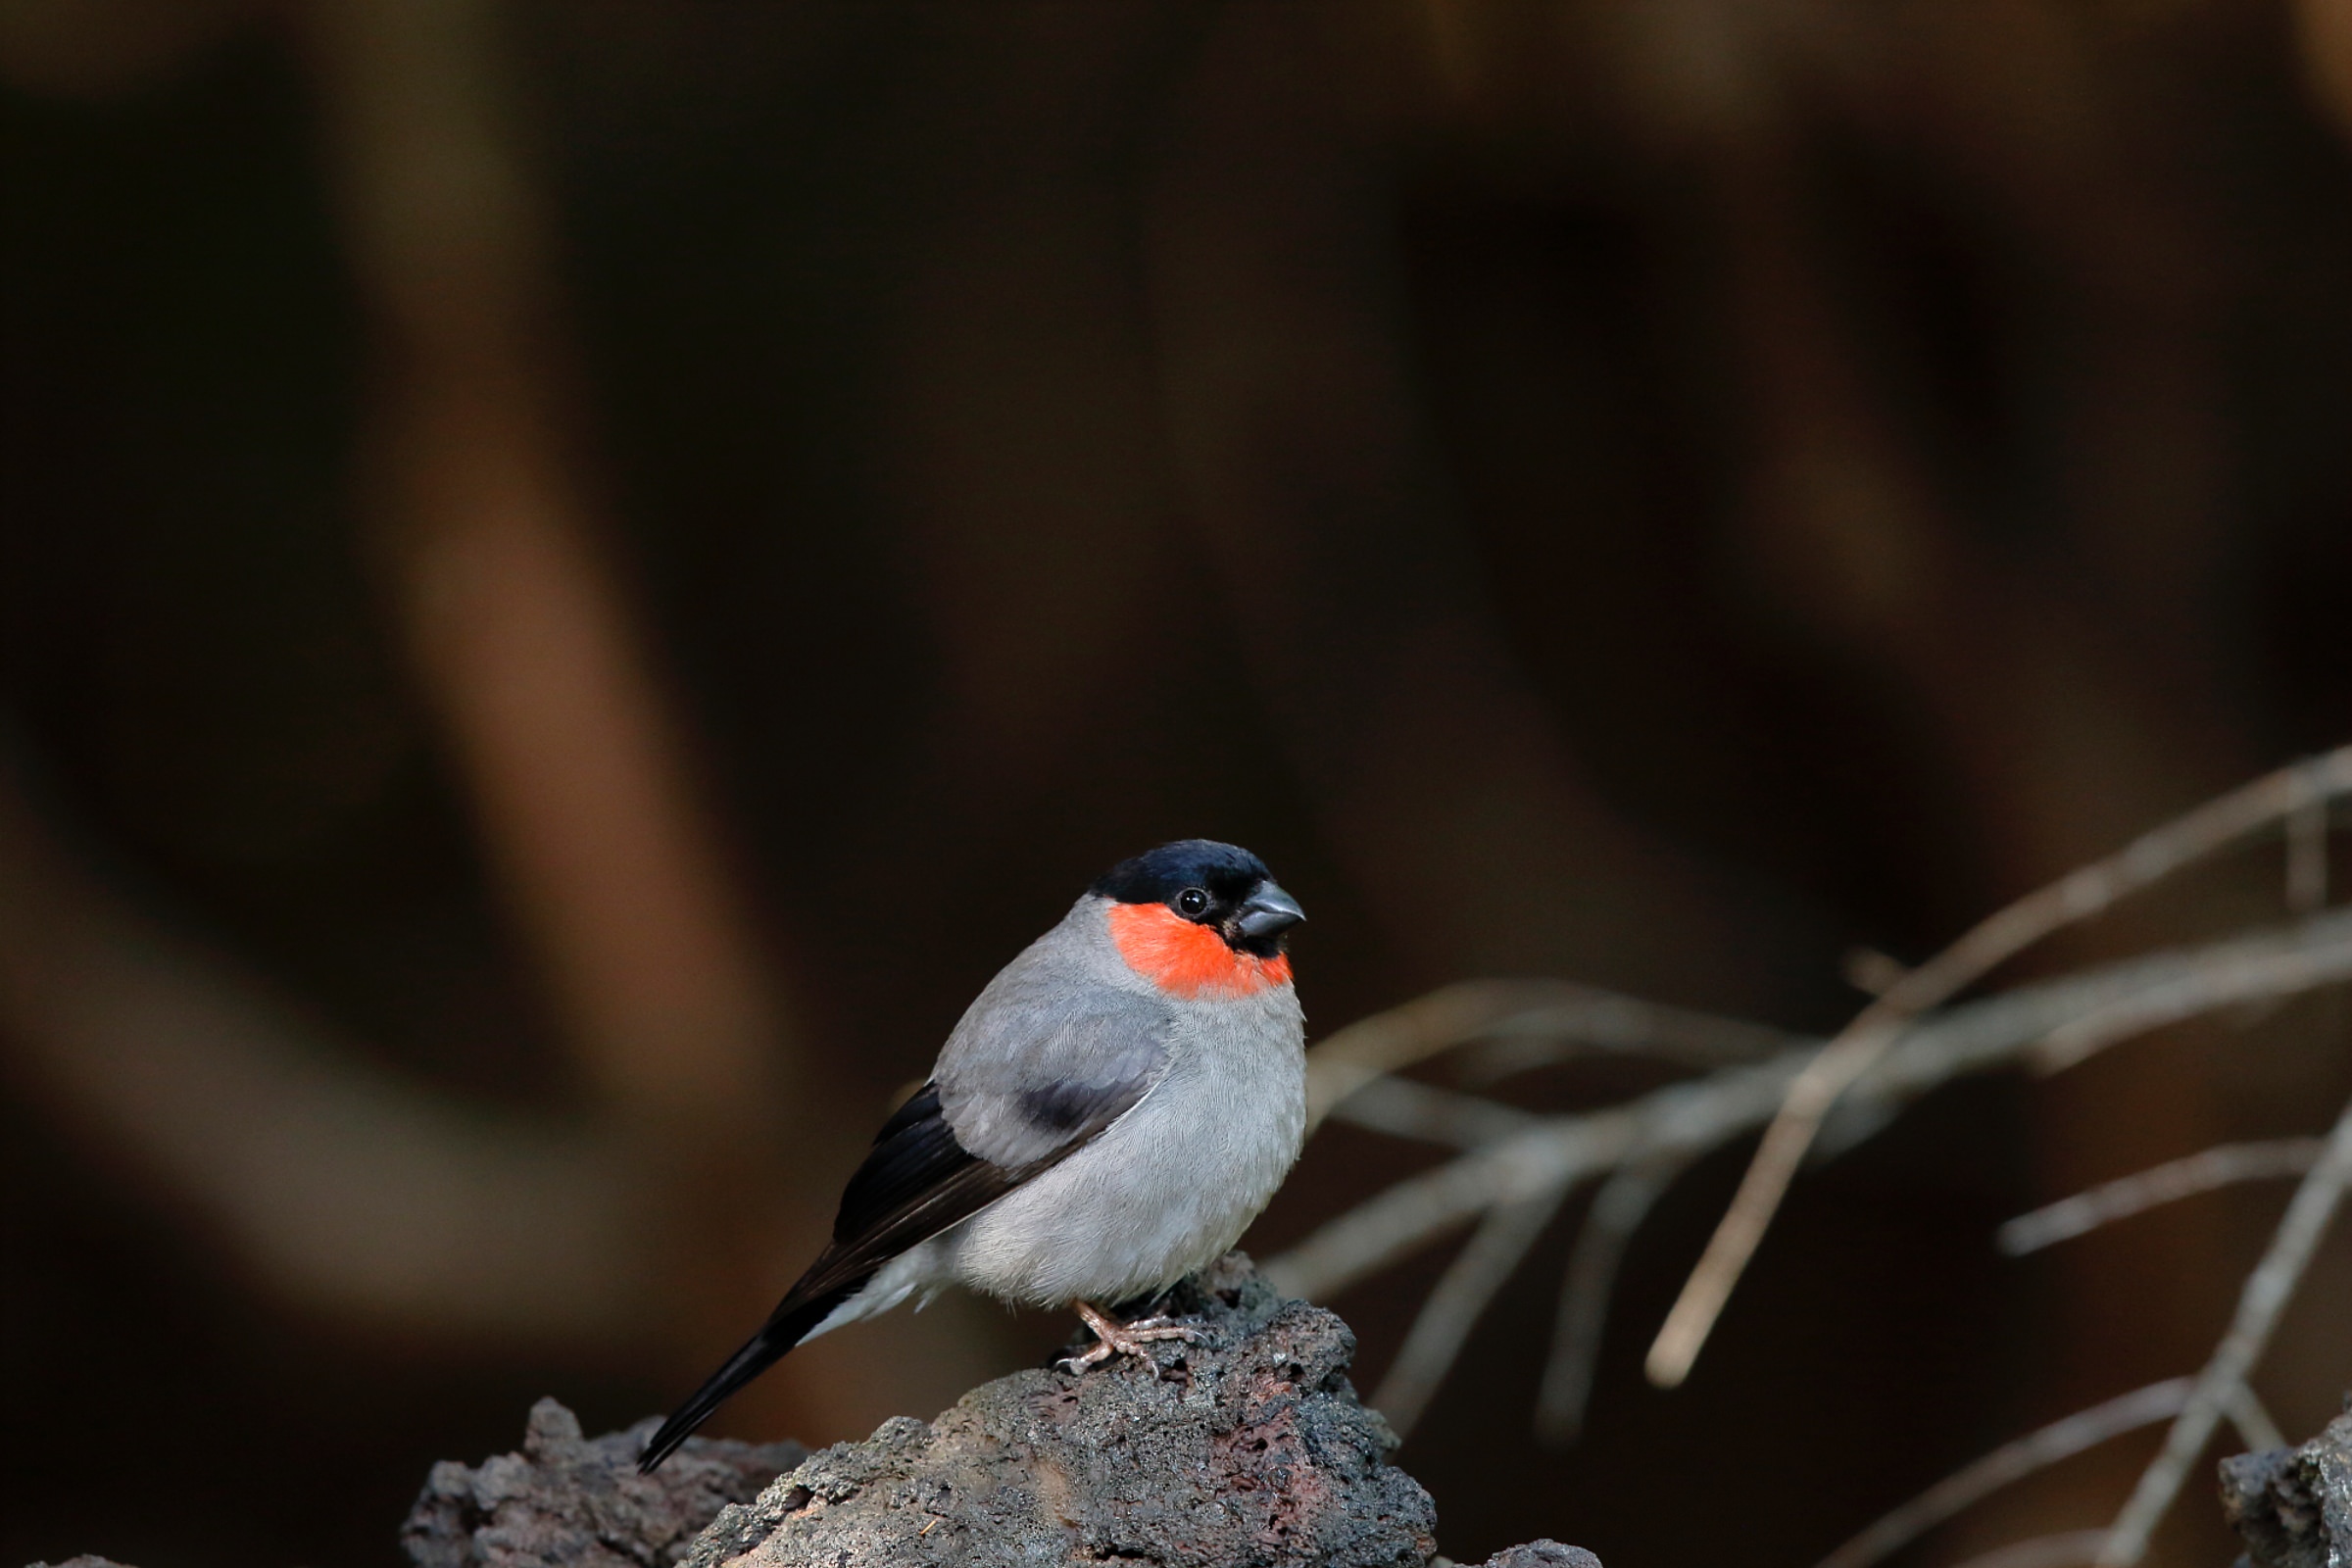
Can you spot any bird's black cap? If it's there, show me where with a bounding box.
[1091,840,1273,906]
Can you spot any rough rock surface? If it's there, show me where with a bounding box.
[1469,1544,1604,1568]
[402,1396,807,1568]
[2221,1407,2352,1568]
[692,1252,1438,1568]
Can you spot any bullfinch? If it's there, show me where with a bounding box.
[637,839,1308,1471]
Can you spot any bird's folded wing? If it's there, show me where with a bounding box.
[772,988,1172,1313]
[934,976,1173,1165]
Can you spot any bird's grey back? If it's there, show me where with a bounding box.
[933,899,1173,1168]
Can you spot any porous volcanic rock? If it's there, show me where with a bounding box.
[690,1251,1438,1568]
[402,1396,807,1568]
[1471,1544,1605,1568]
[382,1254,1605,1568]
[2222,1407,2352,1568]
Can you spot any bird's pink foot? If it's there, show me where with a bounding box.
[1058,1299,1204,1374]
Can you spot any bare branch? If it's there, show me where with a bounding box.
[2223,1379,2287,1454]
[1658,760,2352,1379]
[1329,1075,1542,1151]
[1843,948,1913,999]
[2030,937,2352,1072]
[1998,1140,2326,1254]
[1944,1531,2115,1568]
[1305,979,1796,1128]
[1536,1156,1690,1445]
[1372,1182,1572,1441]
[2287,790,2329,914]
[1273,906,2352,1304]
[1306,983,1596,1128]
[1647,747,2352,1388]
[1806,1382,2285,1568]
[1448,1003,1794,1085]
[1814,1379,2192,1568]
[2095,1084,2352,1566]
[1271,1101,1652,1301]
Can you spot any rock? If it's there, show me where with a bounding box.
[2221,1407,2352,1568]
[1472,1544,1605,1568]
[694,1251,1439,1568]
[401,1396,807,1568]
[384,1254,1606,1568]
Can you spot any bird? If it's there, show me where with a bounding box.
[636,838,1308,1472]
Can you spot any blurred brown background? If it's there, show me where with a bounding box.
[5,1,2352,1565]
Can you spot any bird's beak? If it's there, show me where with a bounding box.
[1234,880,1306,942]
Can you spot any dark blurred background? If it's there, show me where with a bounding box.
[5,2,2352,1565]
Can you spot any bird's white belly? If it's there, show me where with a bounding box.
[941,999,1305,1307]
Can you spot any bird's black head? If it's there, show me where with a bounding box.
[1091,839,1306,957]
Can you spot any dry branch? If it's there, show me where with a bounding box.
[2095,1083,2352,1565]
[2224,1381,2289,1456]
[1304,979,1794,1129]
[1646,748,2352,1389]
[1535,1156,1690,1445]
[1372,1181,1573,1440]
[1944,1531,2116,1568]
[1814,1380,2192,1568]
[1997,1140,2327,1255]
[1331,1075,1544,1151]
[1812,1375,2296,1568]
[1271,904,2352,1307]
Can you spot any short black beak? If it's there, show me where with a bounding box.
[1235,880,1306,942]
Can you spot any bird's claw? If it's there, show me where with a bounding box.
[1059,1303,1205,1375]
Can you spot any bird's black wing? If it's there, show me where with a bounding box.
[810,979,1174,1298]
[639,987,1170,1471]
[793,1082,1036,1300]
[637,1083,1014,1470]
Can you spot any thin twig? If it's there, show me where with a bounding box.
[1372,1181,1572,1441]
[1535,1155,1689,1444]
[2286,790,2329,914]
[1997,1140,2327,1254]
[1306,983,1618,1128]
[2223,1379,2287,1454]
[1647,748,2352,1388]
[1944,1531,2115,1568]
[1330,1075,1543,1151]
[2095,1083,2352,1566]
[1272,906,2352,1303]
[1844,948,1914,999]
[1448,1004,1793,1085]
[1806,1382,2285,1568]
[2029,939,2352,1073]
[1305,979,1798,1128]
[1272,1100,1652,1301]
[1814,1380,2193,1568]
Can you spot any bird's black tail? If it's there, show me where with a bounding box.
[637,1280,863,1472]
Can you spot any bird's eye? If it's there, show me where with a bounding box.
[1175,886,1211,918]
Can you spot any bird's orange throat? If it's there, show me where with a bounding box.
[1107,903,1293,1000]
